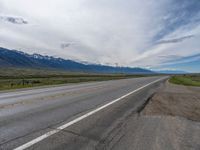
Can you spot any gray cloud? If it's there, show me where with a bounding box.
[0,16,28,24]
[156,35,194,45]
[162,53,200,65]
[61,43,71,49]
[60,42,77,49]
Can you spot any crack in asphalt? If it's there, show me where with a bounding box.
[51,128,101,143]
[0,126,52,147]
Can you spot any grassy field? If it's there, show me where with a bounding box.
[169,74,200,87]
[0,68,151,91]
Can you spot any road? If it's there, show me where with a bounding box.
[0,76,166,150]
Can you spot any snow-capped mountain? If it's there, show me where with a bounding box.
[0,47,154,74]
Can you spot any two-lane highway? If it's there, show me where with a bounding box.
[0,76,167,150]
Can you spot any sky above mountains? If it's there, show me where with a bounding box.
[0,0,199,72]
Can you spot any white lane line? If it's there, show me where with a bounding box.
[14,77,166,150]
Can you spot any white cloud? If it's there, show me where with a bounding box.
[0,0,199,69]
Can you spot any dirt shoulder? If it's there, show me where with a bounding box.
[142,80,200,121]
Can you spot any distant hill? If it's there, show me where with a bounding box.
[0,47,154,74]
[157,70,188,74]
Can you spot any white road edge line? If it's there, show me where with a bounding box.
[14,77,166,150]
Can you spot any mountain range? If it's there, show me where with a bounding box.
[0,47,155,74]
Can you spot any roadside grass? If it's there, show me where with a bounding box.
[169,74,200,87]
[0,68,153,91]
[0,76,132,91]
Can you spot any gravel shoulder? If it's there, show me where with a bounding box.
[142,80,200,121]
[113,80,200,150]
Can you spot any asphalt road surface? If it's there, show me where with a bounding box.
[0,76,167,150]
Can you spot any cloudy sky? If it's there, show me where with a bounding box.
[0,0,200,72]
